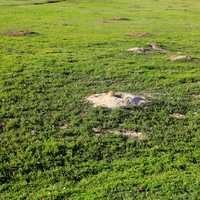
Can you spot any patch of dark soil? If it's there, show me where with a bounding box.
[2,30,39,37]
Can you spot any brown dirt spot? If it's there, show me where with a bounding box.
[92,128,146,140]
[2,30,39,37]
[137,186,146,193]
[192,94,200,98]
[103,16,130,23]
[92,127,104,137]
[171,113,186,119]
[86,91,147,108]
[114,130,146,140]
[92,127,102,133]
[34,0,64,5]
[111,16,130,21]
[59,122,68,129]
[126,32,151,37]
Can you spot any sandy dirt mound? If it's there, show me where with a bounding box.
[192,94,200,98]
[92,127,146,140]
[148,43,167,52]
[59,123,68,129]
[127,47,148,54]
[87,92,147,108]
[2,31,39,37]
[127,42,167,54]
[114,130,146,140]
[171,113,186,119]
[169,55,192,62]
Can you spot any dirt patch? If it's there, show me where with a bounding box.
[92,127,104,137]
[126,32,151,37]
[33,0,65,5]
[87,91,147,108]
[127,47,148,54]
[148,43,167,52]
[111,130,146,140]
[169,55,192,62]
[171,113,186,119]
[115,130,145,140]
[127,42,167,54]
[111,16,130,21]
[92,127,102,133]
[192,94,200,98]
[92,128,146,140]
[2,30,39,37]
[103,16,130,23]
[60,123,68,129]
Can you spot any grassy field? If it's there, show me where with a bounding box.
[1,0,200,199]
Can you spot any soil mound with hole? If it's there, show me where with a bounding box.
[87,92,147,108]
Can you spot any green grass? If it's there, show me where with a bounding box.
[1,0,200,199]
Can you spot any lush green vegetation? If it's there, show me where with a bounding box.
[1,0,200,199]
